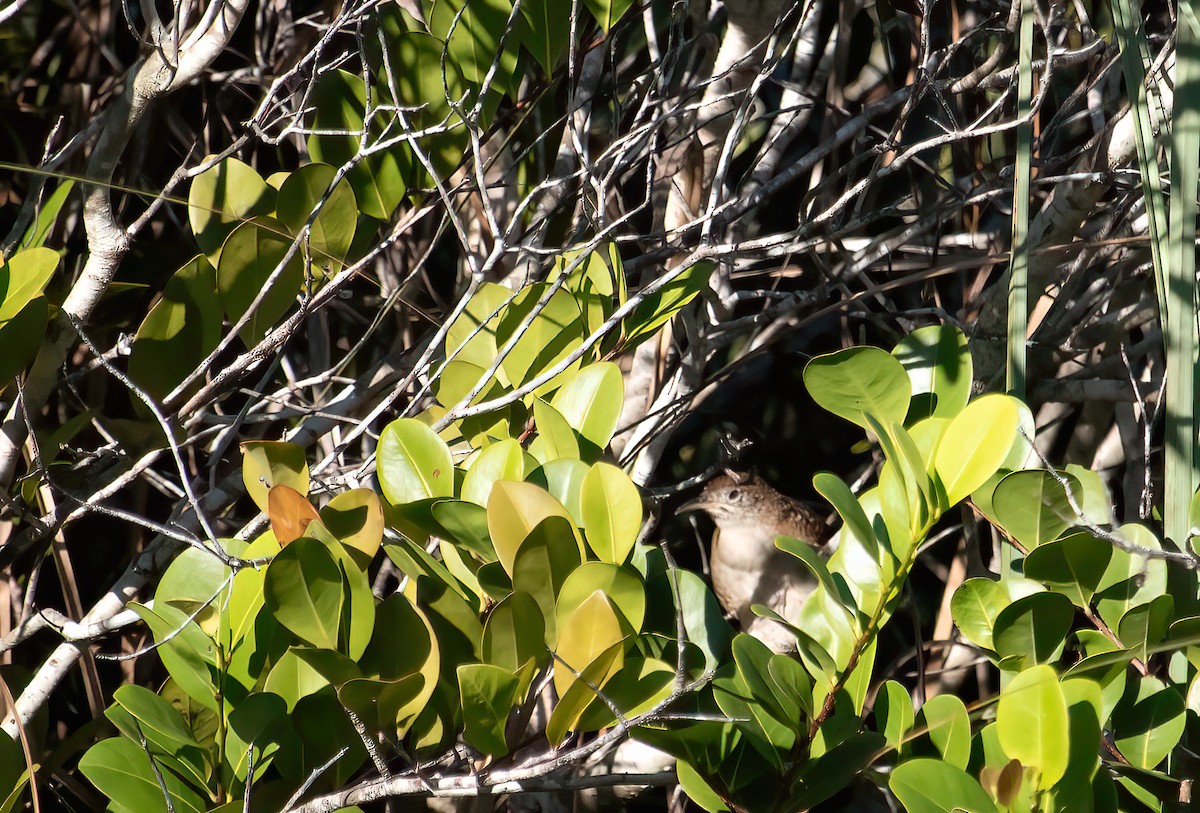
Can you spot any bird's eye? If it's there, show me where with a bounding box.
[727,488,741,500]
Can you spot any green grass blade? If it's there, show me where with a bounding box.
[1111,0,1170,329]
[1006,0,1035,399]
[1165,4,1200,547]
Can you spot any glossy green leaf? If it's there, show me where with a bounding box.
[188,156,275,261]
[546,639,625,743]
[241,440,309,513]
[553,589,624,699]
[529,458,590,526]
[1095,523,1169,631]
[0,294,46,389]
[359,593,440,727]
[675,570,735,671]
[580,462,642,564]
[997,665,1069,788]
[263,536,344,650]
[78,737,207,813]
[445,282,513,369]
[112,684,201,748]
[582,0,634,32]
[556,561,646,637]
[916,694,971,770]
[731,634,803,733]
[275,162,357,271]
[891,324,972,420]
[1023,531,1112,607]
[575,656,673,731]
[518,0,573,74]
[263,647,359,711]
[462,438,525,506]
[377,417,455,504]
[129,255,223,400]
[712,667,792,765]
[457,663,519,757]
[875,680,914,751]
[225,692,288,782]
[305,69,408,220]
[934,393,1020,506]
[529,397,580,464]
[624,261,711,346]
[216,216,304,346]
[550,362,624,450]
[129,603,217,712]
[429,0,520,91]
[889,758,998,813]
[431,499,496,562]
[990,469,1080,549]
[813,471,877,561]
[496,283,585,393]
[487,480,580,577]
[992,592,1074,669]
[482,591,547,674]
[804,347,911,430]
[1062,464,1114,527]
[1116,595,1173,662]
[1113,675,1186,770]
[319,488,384,569]
[676,759,730,813]
[512,516,583,644]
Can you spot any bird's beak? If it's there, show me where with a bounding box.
[678,497,715,514]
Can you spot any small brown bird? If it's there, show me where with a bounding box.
[679,473,830,653]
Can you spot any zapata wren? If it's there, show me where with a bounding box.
[679,472,830,653]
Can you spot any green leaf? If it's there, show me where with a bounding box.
[457,663,520,757]
[804,347,911,430]
[1116,595,1173,663]
[623,262,711,346]
[813,471,877,562]
[445,282,513,369]
[496,283,585,393]
[241,440,309,513]
[997,665,1070,788]
[78,738,207,813]
[274,163,358,272]
[112,685,202,749]
[0,294,46,389]
[731,635,803,733]
[990,469,1081,549]
[875,680,913,751]
[319,488,384,569]
[550,362,625,450]
[675,570,735,671]
[891,325,972,420]
[129,603,218,712]
[377,418,455,504]
[582,0,635,33]
[575,655,673,731]
[889,759,998,813]
[0,247,56,328]
[1113,675,1186,770]
[216,216,305,346]
[512,516,584,645]
[676,759,730,813]
[1094,523,1169,631]
[528,458,590,526]
[934,393,1020,506]
[482,591,547,674]
[431,499,496,561]
[518,0,573,74]
[462,438,525,506]
[529,397,580,464]
[1022,531,1112,607]
[225,692,288,782]
[992,592,1074,669]
[359,593,440,728]
[556,562,646,637]
[429,0,520,92]
[487,480,580,577]
[129,255,224,400]
[263,536,344,650]
[305,69,408,220]
[188,156,276,261]
[263,647,359,712]
[553,590,625,700]
[580,462,642,564]
[915,694,971,770]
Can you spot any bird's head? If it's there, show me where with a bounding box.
[678,472,768,523]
